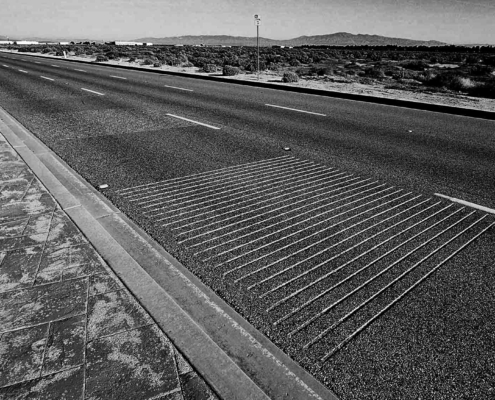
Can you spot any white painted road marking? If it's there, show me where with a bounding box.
[435,193,495,215]
[2,65,8,67]
[166,113,220,130]
[164,84,193,92]
[265,104,327,116]
[35,61,41,64]
[110,75,127,80]
[51,64,60,68]
[74,69,86,72]
[81,88,105,96]
[18,69,28,73]
[40,76,54,81]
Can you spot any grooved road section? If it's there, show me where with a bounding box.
[118,156,494,360]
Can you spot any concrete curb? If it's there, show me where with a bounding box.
[7,50,495,121]
[0,107,339,400]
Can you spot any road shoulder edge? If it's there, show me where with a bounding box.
[0,106,338,400]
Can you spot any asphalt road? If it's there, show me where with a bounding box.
[1,51,494,400]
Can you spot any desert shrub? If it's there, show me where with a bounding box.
[182,61,194,68]
[282,71,299,83]
[425,72,473,92]
[401,60,429,71]
[484,56,495,66]
[95,55,108,62]
[469,65,493,76]
[364,67,385,79]
[153,62,162,67]
[85,50,94,56]
[42,47,53,54]
[203,63,217,73]
[223,65,241,76]
[317,67,333,76]
[289,59,301,67]
[55,51,64,57]
[467,79,495,98]
[128,57,136,63]
[359,77,374,85]
[142,58,154,65]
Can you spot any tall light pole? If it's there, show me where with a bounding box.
[254,14,261,80]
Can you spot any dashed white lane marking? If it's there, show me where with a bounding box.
[81,88,105,96]
[2,65,8,67]
[265,104,327,117]
[34,61,41,64]
[40,76,55,81]
[164,84,194,92]
[110,75,127,80]
[166,113,220,130]
[50,64,60,68]
[74,69,86,72]
[435,193,495,215]
[18,69,28,73]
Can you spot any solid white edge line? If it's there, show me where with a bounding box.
[435,193,495,215]
[40,76,54,81]
[18,69,28,73]
[164,84,194,92]
[265,104,326,116]
[110,75,127,80]
[166,113,220,130]
[81,88,105,96]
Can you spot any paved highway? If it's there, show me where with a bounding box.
[1,52,494,400]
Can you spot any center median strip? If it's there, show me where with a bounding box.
[166,113,220,130]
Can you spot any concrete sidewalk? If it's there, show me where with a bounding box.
[0,132,218,399]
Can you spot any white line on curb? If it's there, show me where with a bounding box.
[40,76,54,81]
[110,75,127,80]
[81,88,105,96]
[166,114,220,130]
[435,193,495,215]
[18,69,28,73]
[164,84,193,92]
[74,69,86,72]
[265,104,327,116]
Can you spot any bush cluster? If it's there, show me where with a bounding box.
[95,55,109,62]
[282,71,299,82]
[203,64,217,73]
[223,65,241,76]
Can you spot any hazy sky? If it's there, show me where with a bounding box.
[2,0,494,44]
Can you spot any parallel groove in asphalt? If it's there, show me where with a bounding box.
[118,156,294,194]
[118,156,494,362]
[138,158,316,207]
[320,218,494,361]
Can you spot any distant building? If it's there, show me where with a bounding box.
[0,41,14,45]
[272,45,285,48]
[59,42,70,45]
[106,41,152,46]
[15,41,39,45]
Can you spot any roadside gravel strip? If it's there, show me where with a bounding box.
[1,51,494,399]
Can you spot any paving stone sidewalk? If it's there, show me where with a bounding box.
[0,133,219,399]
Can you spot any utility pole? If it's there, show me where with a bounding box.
[254,14,261,80]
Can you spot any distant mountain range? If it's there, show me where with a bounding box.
[134,32,448,47]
